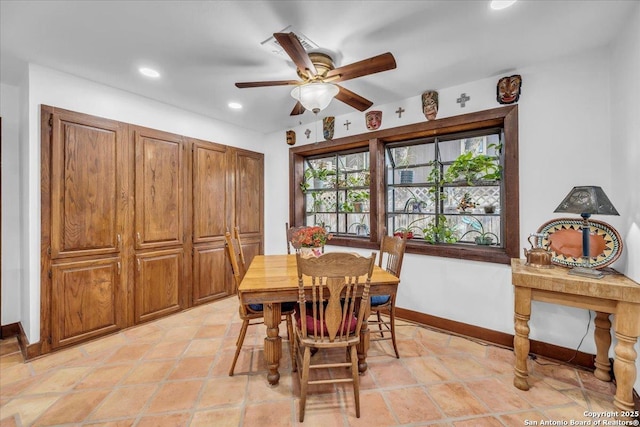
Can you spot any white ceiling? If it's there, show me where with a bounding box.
[1,0,637,133]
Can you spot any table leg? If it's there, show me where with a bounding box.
[357,300,371,374]
[513,286,531,391]
[612,302,639,419]
[263,302,282,386]
[593,311,612,382]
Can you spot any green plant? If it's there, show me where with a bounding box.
[403,188,429,213]
[348,216,369,236]
[459,215,499,245]
[299,163,336,193]
[444,143,502,185]
[393,216,428,239]
[422,215,459,244]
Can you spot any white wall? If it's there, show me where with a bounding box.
[266,43,640,389]
[610,4,640,282]
[1,82,23,326]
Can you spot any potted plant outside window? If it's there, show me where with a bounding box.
[459,215,499,245]
[422,215,459,244]
[443,143,502,185]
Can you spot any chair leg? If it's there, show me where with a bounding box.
[350,345,361,418]
[286,314,296,372]
[229,319,249,376]
[376,310,385,337]
[299,346,312,422]
[389,305,399,358]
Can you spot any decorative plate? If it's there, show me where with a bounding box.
[535,218,623,269]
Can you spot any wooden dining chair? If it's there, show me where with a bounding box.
[369,233,407,358]
[293,251,376,422]
[225,229,295,376]
[286,222,306,254]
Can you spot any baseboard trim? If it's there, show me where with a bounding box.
[0,322,21,339]
[1,322,42,360]
[396,307,596,369]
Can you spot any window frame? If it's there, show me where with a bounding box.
[289,105,519,264]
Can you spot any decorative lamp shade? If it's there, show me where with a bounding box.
[291,83,339,113]
[554,186,619,216]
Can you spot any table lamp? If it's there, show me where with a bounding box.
[553,186,619,278]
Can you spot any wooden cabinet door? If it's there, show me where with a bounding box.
[50,112,125,258]
[234,150,263,237]
[133,127,184,250]
[134,248,184,323]
[192,141,229,243]
[51,257,122,348]
[193,242,230,305]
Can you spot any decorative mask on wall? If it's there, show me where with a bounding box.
[365,110,382,130]
[286,130,296,146]
[421,90,439,120]
[497,75,522,104]
[322,116,335,140]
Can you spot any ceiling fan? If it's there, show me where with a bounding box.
[235,32,397,115]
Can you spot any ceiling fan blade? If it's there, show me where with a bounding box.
[274,32,317,77]
[290,102,305,116]
[335,85,373,111]
[326,52,396,83]
[235,80,300,88]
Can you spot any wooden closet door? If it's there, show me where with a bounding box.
[191,140,232,304]
[133,128,184,250]
[234,149,264,239]
[132,126,187,323]
[51,257,121,347]
[50,112,125,258]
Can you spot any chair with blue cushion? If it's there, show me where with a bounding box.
[225,229,295,376]
[369,233,407,358]
[293,251,376,422]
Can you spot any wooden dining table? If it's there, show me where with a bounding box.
[238,253,400,386]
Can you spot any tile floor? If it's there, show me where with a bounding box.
[0,297,622,426]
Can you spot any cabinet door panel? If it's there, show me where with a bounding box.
[135,248,183,323]
[51,115,124,258]
[51,257,121,348]
[134,129,184,249]
[193,242,230,305]
[234,151,263,236]
[193,142,228,243]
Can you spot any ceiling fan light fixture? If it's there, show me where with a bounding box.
[490,0,517,10]
[291,82,339,113]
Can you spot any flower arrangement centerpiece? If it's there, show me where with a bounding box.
[292,226,333,257]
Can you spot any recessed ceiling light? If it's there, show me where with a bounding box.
[139,67,160,78]
[490,0,517,10]
[228,102,243,110]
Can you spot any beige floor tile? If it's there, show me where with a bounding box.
[74,364,134,390]
[0,395,61,426]
[466,377,533,412]
[191,406,243,427]
[384,386,444,424]
[368,358,418,387]
[25,366,92,394]
[166,356,213,380]
[32,389,110,425]
[135,412,191,427]
[145,379,205,413]
[243,400,293,426]
[143,340,189,360]
[197,375,248,408]
[427,382,490,418]
[345,391,397,427]
[89,384,157,420]
[120,360,175,385]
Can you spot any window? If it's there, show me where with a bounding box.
[386,129,503,247]
[301,150,370,237]
[289,105,519,264]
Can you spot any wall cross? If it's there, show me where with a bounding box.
[395,107,405,118]
[456,93,470,108]
[343,120,351,130]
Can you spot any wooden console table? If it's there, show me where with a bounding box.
[511,259,640,419]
